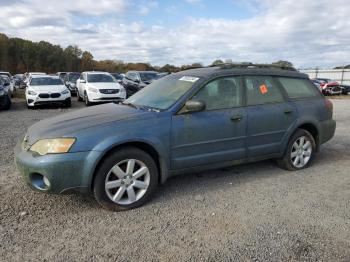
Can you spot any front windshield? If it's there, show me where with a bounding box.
[88,74,115,83]
[69,74,80,82]
[30,78,63,86]
[126,75,197,110]
[140,72,158,82]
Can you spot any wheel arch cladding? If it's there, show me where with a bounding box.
[90,141,168,189]
[297,123,319,150]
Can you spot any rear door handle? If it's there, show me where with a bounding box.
[231,115,243,121]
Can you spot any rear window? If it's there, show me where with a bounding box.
[278,77,320,99]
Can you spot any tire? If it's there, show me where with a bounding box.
[93,147,159,211]
[65,99,71,108]
[277,129,316,171]
[84,92,91,106]
[2,95,11,110]
[77,90,83,102]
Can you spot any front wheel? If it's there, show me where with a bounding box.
[2,95,11,110]
[93,147,158,211]
[277,129,316,171]
[77,89,83,102]
[65,99,71,108]
[84,92,91,106]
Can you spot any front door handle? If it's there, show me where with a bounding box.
[284,109,293,114]
[231,115,243,122]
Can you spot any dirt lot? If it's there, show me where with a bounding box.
[1,98,350,261]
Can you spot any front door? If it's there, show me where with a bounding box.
[171,76,247,170]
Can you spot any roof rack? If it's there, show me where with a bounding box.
[211,62,297,71]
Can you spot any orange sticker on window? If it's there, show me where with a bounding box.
[259,84,268,94]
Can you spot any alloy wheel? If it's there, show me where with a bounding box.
[290,136,312,168]
[105,159,150,205]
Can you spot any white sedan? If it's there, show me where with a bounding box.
[26,75,71,108]
[76,72,126,106]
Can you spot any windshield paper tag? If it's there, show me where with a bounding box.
[179,76,199,82]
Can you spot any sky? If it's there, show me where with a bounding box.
[0,0,350,68]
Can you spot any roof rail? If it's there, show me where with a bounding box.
[211,62,297,71]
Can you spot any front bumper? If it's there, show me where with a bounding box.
[88,90,126,103]
[27,93,71,106]
[14,142,102,194]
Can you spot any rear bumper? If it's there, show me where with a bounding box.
[319,119,336,144]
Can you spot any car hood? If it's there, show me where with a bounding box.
[87,82,122,89]
[26,103,153,144]
[30,85,66,92]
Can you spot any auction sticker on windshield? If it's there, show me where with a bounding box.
[179,76,199,82]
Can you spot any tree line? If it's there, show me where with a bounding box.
[0,33,299,74]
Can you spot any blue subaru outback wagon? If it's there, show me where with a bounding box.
[15,64,336,211]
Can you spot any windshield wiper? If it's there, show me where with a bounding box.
[139,105,161,113]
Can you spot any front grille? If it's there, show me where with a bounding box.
[99,89,119,94]
[96,97,123,100]
[50,93,61,98]
[38,93,61,98]
[39,93,49,98]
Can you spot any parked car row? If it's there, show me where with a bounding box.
[0,75,12,110]
[311,78,349,95]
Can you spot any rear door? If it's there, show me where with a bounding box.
[171,76,247,169]
[244,75,297,158]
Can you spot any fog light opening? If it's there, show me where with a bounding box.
[30,173,50,191]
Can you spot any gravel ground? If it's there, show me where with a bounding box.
[1,98,350,261]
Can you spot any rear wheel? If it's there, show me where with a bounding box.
[277,129,316,171]
[93,147,158,211]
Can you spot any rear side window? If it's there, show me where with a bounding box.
[245,76,284,105]
[277,77,320,99]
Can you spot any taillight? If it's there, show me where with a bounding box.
[325,98,333,114]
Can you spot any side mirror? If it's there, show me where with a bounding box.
[184,100,205,113]
[134,79,140,83]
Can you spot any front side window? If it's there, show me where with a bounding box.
[87,74,115,83]
[277,77,320,99]
[245,76,284,105]
[192,76,243,110]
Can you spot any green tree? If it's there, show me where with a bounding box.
[211,59,224,66]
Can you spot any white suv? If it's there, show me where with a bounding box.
[26,75,71,108]
[76,72,126,106]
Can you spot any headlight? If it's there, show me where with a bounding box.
[27,90,37,95]
[88,87,98,93]
[0,90,4,96]
[61,89,70,94]
[30,138,76,156]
